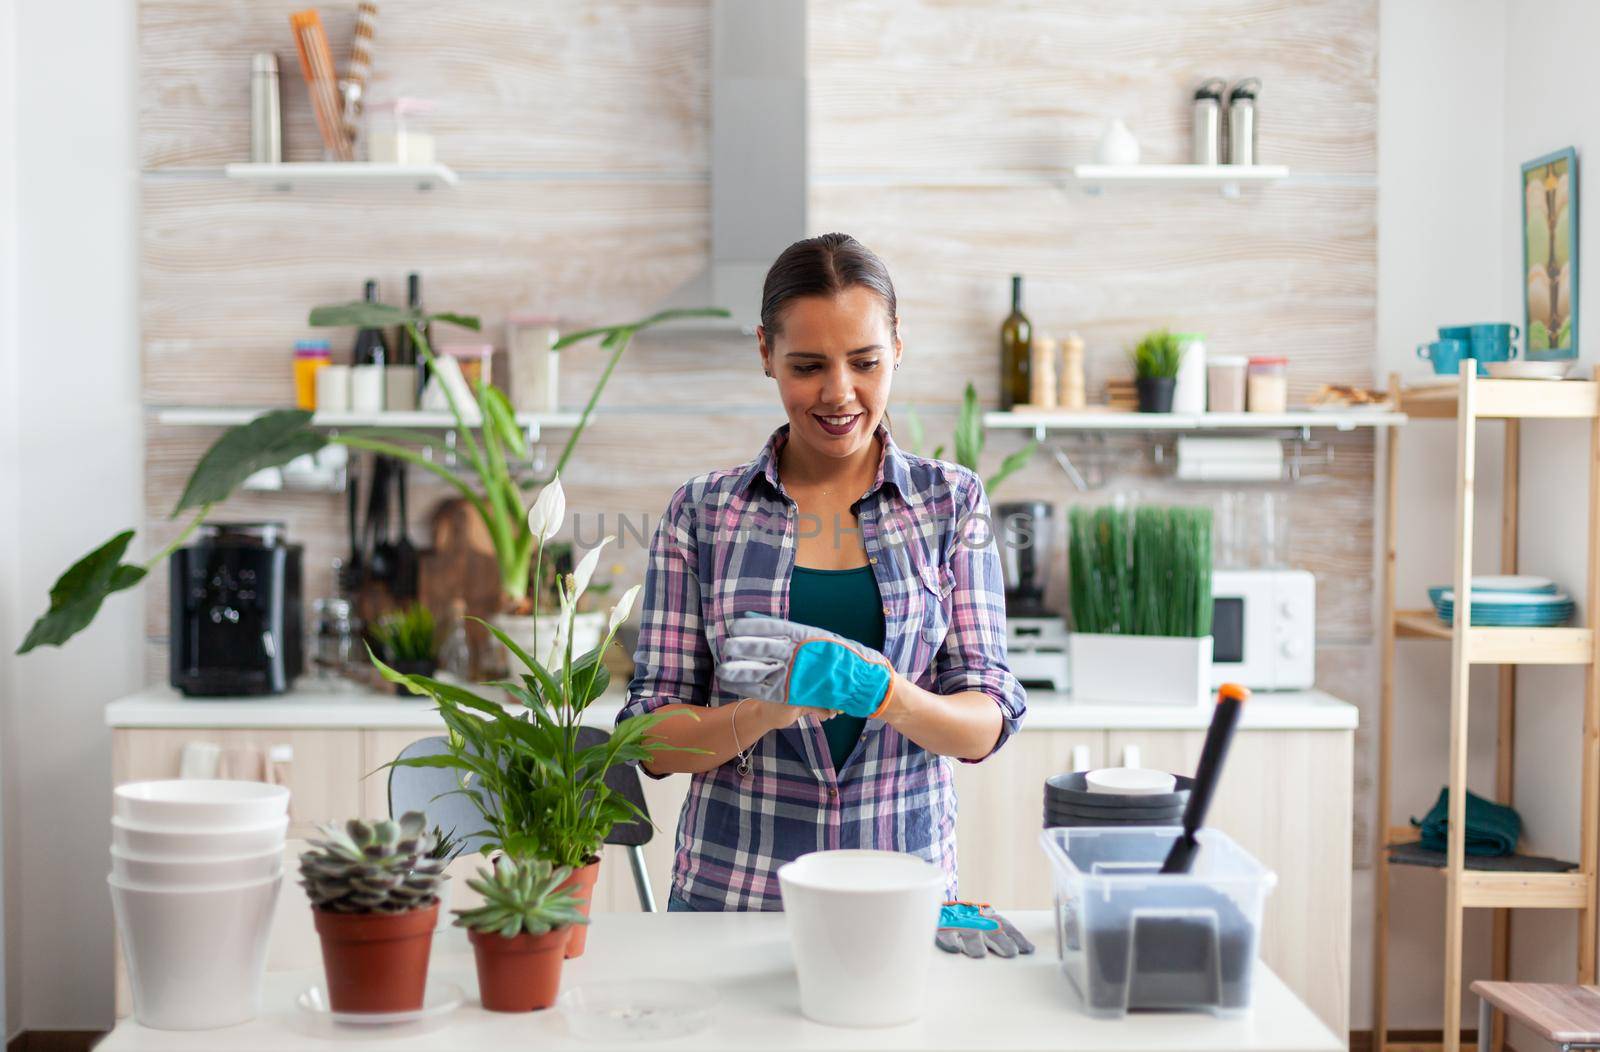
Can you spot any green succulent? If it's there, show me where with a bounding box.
[453,855,589,938]
[299,811,448,914]
[428,823,467,864]
[1129,329,1185,380]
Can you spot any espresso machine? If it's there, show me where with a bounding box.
[169,521,304,696]
[995,501,1070,692]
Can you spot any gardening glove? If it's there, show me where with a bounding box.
[935,901,1036,960]
[716,614,896,719]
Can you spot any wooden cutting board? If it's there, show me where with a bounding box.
[419,497,505,680]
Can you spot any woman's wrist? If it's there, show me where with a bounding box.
[878,671,920,726]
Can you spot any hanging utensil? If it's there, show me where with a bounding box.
[1160,683,1250,874]
[391,460,419,600]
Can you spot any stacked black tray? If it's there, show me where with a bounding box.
[1043,771,1192,828]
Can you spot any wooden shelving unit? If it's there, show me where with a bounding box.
[1374,368,1600,1052]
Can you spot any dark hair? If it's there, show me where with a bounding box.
[760,233,899,339]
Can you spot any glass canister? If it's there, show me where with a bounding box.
[507,313,561,413]
[311,597,362,685]
[1246,356,1288,413]
[365,97,437,165]
[1207,355,1248,413]
[293,340,331,410]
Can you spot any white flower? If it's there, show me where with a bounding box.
[541,615,568,671]
[571,535,614,605]
[526,477,566,544]
[608,584,642,633]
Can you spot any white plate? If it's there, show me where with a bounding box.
[1486,361,1571,380]
[558,980,717,1042]
[295,979,463,1026]
[1084,767,1177,795]
[1468,575,1557,593]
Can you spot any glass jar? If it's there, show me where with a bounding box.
[1207,355,1248,413]
[1246,356,1288,413]
[311,597,363,686]
[365,97,436,165]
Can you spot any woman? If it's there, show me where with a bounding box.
[615,233,1026,912]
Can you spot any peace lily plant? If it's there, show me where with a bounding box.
[14,302,726,654]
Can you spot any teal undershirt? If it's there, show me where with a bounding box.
[789,565,887,772]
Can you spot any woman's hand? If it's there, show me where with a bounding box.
[717,615,895,719]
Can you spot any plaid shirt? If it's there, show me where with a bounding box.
[616,422,1026,910]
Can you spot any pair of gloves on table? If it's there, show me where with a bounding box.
[719,617,1032,961]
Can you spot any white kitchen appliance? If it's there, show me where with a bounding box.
[1006,616,1070,692]
[1209,568,1315,690]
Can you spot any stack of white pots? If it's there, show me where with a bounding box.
[109,780,290,1030]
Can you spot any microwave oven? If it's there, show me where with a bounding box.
[1210,568,1315,690]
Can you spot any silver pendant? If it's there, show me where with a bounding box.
[737,754,753,777]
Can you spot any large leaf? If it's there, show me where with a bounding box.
[308,302,482,332]
[986,440,1038,495]
[18,531,148,653]
[173,410,324,515]
[551,307,729,350]
[952,382,984,471]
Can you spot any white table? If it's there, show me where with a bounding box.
[97,911,1341,1051]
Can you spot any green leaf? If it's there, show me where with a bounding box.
[309,301,422,328]
[472,616,543,679]
[173,410,324,515]
[953,383,983,471]
[428,311,481,332]
[902,406,925,456]
[551,308,729,350]
[483,386,528,460]
[985,440,1037,495]
[17,531,148,653]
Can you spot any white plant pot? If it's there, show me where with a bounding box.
[1068,633,1214,707]
[778,850,945,1027]
[492,611,606,669]
[109,872,282,1029]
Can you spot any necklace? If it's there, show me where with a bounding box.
[730,698,754,777]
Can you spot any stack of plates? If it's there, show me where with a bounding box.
[1428,575,1575,627]
[110,780,290,1030]
[1043,772,1192,828]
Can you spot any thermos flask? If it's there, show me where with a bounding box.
[1191,78,1226,165]
[1227,78,1261,166]
[250,53,282,164]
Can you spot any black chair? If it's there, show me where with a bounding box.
[388,727,658,911]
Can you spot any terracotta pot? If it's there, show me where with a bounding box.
[557,858,601,958]
[468,926,572,1012]
[312,902,438,1014]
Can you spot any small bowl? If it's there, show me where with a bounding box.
[112,816,289,859]
[1085,768,1177,796]
[114,780,290,829]
[111,847,283,887]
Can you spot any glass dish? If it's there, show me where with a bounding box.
[557,979,717,1042]
[295,979,463,1026]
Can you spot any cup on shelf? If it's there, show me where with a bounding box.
[315,364,352,413]
[1417,337,1476,376]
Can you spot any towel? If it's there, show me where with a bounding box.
[1411,787,1521,857]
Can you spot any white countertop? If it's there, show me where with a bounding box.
[105,686,1357,732]
[94,911,1341,1051]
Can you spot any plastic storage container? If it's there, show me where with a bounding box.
[1246,356,1288,413]
[1038,826,1276,1018]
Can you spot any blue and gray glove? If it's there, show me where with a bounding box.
[936,901,1035,959]
[716,614,896,719]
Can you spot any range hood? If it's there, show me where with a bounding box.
[655,0,807,337]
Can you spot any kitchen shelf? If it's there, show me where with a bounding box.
[984,407,1404,438]
[1393,609,1594,664]
[1374,366,1600,1052]
[223,162,459,190]
[154,406,582,439]
[1399,378,1600,420]
[1068,163,1290,196]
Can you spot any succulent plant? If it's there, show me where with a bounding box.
[429,824,467,864]
[453,856,589,938]
[299,811,448,914]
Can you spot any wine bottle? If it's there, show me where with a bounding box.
[999,274,1032,410]
[352,279,390,367]
[395,272,433,390]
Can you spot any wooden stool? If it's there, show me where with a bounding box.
[1472,981,1600,1051]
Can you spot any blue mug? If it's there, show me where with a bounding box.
[1469,323,1520,363]
[1418,337,1479,376]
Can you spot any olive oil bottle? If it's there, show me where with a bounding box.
[999,274,1033,410]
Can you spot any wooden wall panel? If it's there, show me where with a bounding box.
[809,0,1376,176]
[140,0,709,172]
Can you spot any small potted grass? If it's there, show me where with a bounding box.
[369,603,438,694]
[1067,504,1214,705]
[1130,329,1184,412]
[455,855,588,1012]
[299,812,447,1014]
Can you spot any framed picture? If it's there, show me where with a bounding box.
[1522,146,1579,360]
